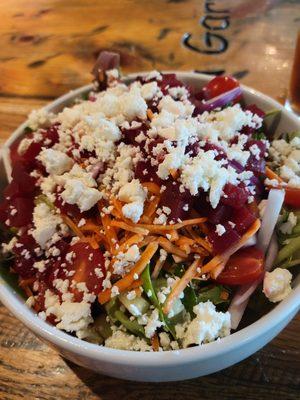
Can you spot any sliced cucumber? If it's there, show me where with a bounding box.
[119,292,150,317]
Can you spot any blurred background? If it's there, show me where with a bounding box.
[0,0,298,97]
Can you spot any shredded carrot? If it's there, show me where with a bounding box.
[158,237,188,258]
[110,206,123,220]
[147,109,154,120]
[265,166,283,183]
[172,255,186,263]
[110,197,124,218]
[170,168,179,180]
[117,234,144,253]
[100,212,118,251]
[185,226,212,253]
[192,246,209,257]
[134,217,207,232]
[176,236,195,247]
[19,278,35,287]
[152,248,168,279]
[137,235,157,248]
[201,219,261,278]
[142,182,161,195]
[23,285,33,298]
[98,242,158,304]
[134,287,143,297]
[61,215,84,239]
[151,333,160,351]
[126,278,144,291]
[167,229,179,242]
[81,235,99,249]
[80,221,102,235]
[111,220,149,235]
[163,258,202,315]
[141,196,161,223]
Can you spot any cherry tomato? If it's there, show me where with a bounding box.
[284,188,300,208]
[52,242,106,301]
[202,76,240,100]
[215,246,264,285]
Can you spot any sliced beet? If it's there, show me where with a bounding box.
[43,124,59,146]
[54,192,81,220]
[202,142,226,160]
[0,201,7,223]
[9,162,36,197]
[6,197,34,227]
[135,159,162,185]
[13,256,37,278]
[121,121,148,146]
[245,140,267,175]
[221,183,248,208]
[12,233,39,278]
[229,206,256,235]
[207,204,230,225]
[157,74,185,95]
[13,233,38,256]
[160,179,192,222]
[208,222,241,255]
[185,140,201,157]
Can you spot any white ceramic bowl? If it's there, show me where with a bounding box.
[0,72,299,382]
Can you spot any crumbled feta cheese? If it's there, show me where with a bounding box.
[180,149,245,208]
[141,81,160,100]
[33,260,46,273]
[145,70,162,81]
[269,138,300,188]
[18,137,33,155]
[78,218,86,227]
[176,301,231,348]
[43,289,93,336]
[144,309,164,338]
[38,148,73,175]
[159,332,171,349]
[215,224,226,236]
[105,330,152,351]
[31,203,63,249]
[126,290,137,301]
[279,212,297,235]
[120,86,147,120]
[27,108,52,130]
[1,237,17,254]
[118,179,147,222]
[263,268,292,302]
[111,285,120,297]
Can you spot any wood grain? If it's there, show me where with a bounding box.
[0,0,299,398]
[0,302,299,400]
[0,0,298,99]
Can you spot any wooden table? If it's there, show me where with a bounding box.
[0,1,299,398]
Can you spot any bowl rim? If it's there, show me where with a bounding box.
[0,71,299,366]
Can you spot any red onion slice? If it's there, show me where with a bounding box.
[92,51,120,83]
[196,86,242,113]
[229,189,284,329]
[257,189,285,254]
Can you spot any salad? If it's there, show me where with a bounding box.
[0,51,299,351]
